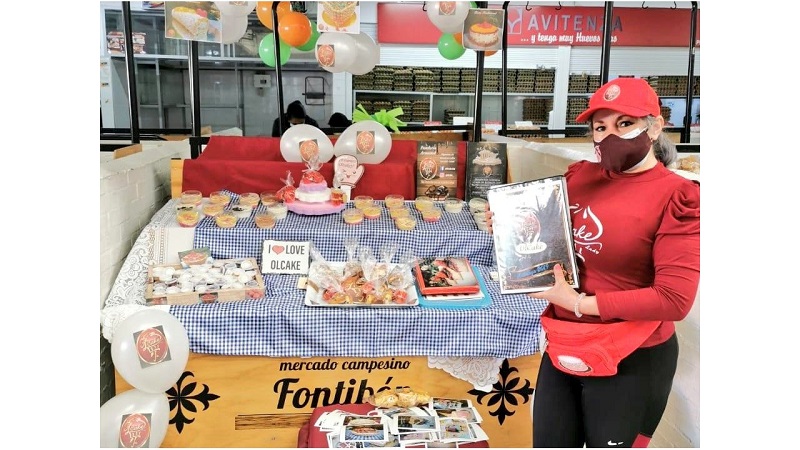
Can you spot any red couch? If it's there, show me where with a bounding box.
[180,136,470,200]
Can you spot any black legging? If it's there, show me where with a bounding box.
[533,333,679,448]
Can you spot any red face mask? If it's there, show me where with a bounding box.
[593,127,652,173]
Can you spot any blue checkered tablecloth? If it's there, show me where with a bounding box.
[193,200,496,267]
[169,265,547,358]
[155,197,547,358]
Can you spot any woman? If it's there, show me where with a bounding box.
[492,77,700,447]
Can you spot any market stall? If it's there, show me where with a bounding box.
[103,167,547,447]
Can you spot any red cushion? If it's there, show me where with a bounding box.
[182,137,470,200]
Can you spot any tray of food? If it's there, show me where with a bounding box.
[304,261,419,307]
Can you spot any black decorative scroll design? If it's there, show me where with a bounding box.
[467,359,534,425]
[166,371,221,433]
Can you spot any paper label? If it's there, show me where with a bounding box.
[262,240,310,274]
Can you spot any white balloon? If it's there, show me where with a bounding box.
[100,389,170,448]
[279,124,335,163]
[315,32,358,74]
[426,1,471,34]
[111,309,190,394]
[348,33,380,76]
[332,120,392,164]
[215,1,256,17]
[220,14,249,44]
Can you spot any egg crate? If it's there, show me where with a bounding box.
[415,84,440,92]
[568,74,590,93]
[660,106,672,121]
[393,101,412,109]
[144,258,266,306]
[587,75,601,91]
[372,101,393,110]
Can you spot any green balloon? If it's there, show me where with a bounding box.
[438,33,465,60]
[259,33,291,67]
[470,1,478,8]
[296,21,320,51]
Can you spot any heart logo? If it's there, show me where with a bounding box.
[272,245,285,254]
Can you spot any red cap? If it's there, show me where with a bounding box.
[575,77,661,123]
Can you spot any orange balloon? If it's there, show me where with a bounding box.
[485,50,498,56]
[278,11,312,47]
[453,33,463,46]
[256,1,292,30]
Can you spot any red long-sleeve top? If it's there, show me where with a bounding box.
[558,160,700,348]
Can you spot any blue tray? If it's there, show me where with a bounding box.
[417,265,492,310]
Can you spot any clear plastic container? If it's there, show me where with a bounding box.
[215,210,237,228]
[444,198,464,213]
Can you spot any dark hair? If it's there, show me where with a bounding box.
[286,100,306,120]
[328,112,352,127]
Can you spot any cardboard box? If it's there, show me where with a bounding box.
[145,258,266,306]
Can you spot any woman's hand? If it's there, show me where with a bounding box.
[529,264,578,310]
[485,209,494,234]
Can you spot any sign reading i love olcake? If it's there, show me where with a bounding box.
[262,240,310,274]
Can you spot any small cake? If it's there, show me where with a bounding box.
[469,21,499,47]
[209,191,231,205]
[389,207,410,220]
[254,212,276,229]
[415,196,434,211]
[215,210,237,228]
[177,209,200,227]
[422,208,442,223]
[268,203,288,219]
[469,197,488,213]
[260,191,278,207]
[384,194,405,209]
[363,205,381,220]
[444,198,464,213]
[239,193,260,207]
[353,195,374,210]
[343,208,364,225]
[202,203,224,217]
[180,190,202,206]
[395,217,416,231]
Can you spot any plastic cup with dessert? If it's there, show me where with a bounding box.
[395,217,416,231]
[415,196,434,211]
[230,204,253,219]
[209,191,231,205]
[422,208,442,223]
[330,188,347,206]
[444,198,464,214]
[260,191,279,207]
[353,195,374,210]
[254,211,277,229]
[268,203,288,220]
[468,197,488,213]
[342,208,364,225]
[176,208,201,227]
[215,210,238,228]
[384,194,405,209]
[202,202,225,217]
[239,192,260,207]
[389,207,411,220]
[363,205,382,220]
[180,190,203,206]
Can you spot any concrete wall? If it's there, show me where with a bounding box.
[99,140,190,405]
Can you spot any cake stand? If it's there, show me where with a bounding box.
[285,201,346,216]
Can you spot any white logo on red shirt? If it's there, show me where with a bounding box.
[570,203,603,261]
